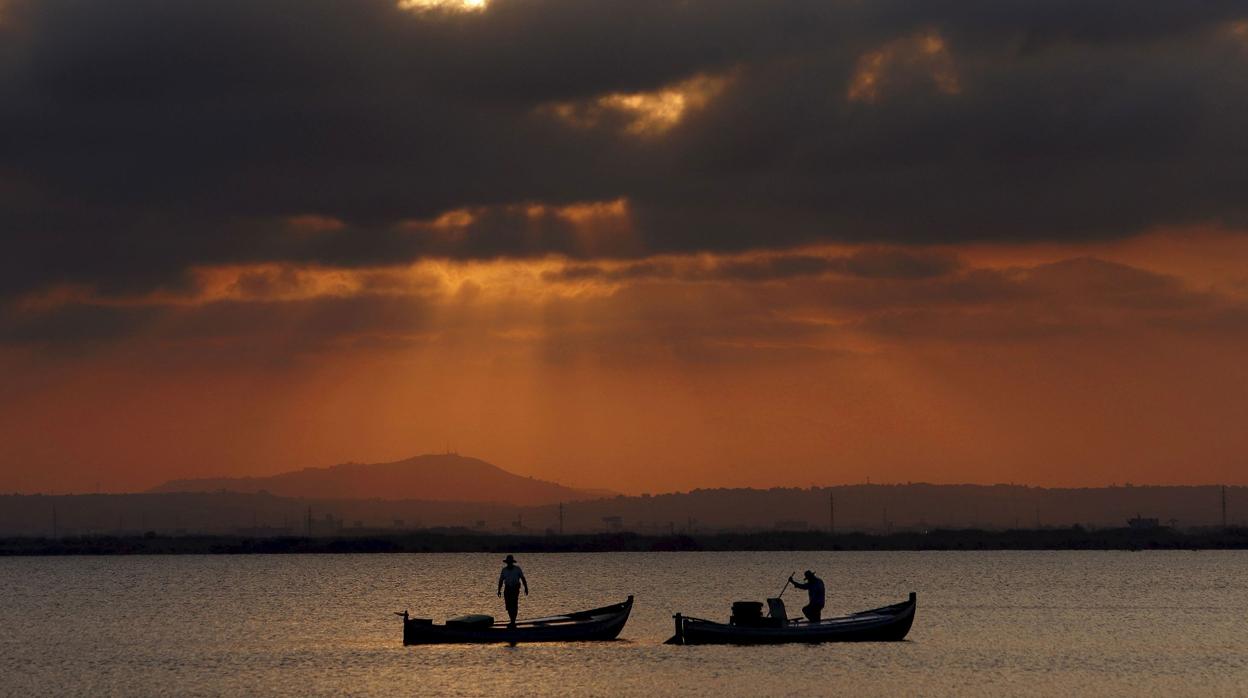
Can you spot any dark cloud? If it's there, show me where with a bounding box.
[835,249,961,280]
[5,254,1244,365]
[0,302,159,349]
[543,261,678,283]
[541,248,959,283]
[0,294,438,359]
[2,0,1247,299]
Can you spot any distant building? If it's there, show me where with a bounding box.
[234,525,293,537]
[1128,516,1160,530]
[601,516,623,531]
[310,513,344,535]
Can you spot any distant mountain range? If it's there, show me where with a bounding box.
[148,454,613,506]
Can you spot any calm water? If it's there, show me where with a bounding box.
[1,551,1246,696]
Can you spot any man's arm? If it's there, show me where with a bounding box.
[520,571,528,595]
[498,570,504,596]
[791,579,809,590]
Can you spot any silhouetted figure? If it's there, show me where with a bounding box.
[497,554,529,626]
[789,570,825,622]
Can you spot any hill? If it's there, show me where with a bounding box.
[148,454,611,506]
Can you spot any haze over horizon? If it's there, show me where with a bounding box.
[8,451,1247,499]
[3,1,1248,495]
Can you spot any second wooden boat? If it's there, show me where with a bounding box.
[666,592,916,645]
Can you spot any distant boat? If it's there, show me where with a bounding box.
[399,596,633,644]
[666,593,916,645]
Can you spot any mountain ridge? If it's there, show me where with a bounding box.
[148,454,613,506]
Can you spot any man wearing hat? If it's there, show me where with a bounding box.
[788,570,826,622]
[497,554,529,626]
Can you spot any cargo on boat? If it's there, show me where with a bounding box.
[666,593,916,645]
[399,596,633,645]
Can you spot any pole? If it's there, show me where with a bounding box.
[829,493,835,534]
[558,503,564,535]
[778,571,797,599]
[52,504,58,539]
[1222,485,1228,529]
[306,506,312,537]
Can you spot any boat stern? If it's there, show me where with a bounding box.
[665,613,685,645]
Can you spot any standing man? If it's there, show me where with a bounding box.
[497,554,529,626]
[789,570,825,622]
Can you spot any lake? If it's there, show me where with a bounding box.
[1,551,1245,696]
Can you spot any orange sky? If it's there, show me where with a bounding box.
[3,2,1248,494]
[3,224,1246,494]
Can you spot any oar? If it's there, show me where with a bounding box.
[777,571,797,599]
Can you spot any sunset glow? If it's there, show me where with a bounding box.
[4,225,1246,494]
[548,75,728,136]
[8,5,1248,697]
[2,0,1247,498]
[848,31,960,103]
[397,0,486,13]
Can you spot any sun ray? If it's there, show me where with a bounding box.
[397,0,487,14]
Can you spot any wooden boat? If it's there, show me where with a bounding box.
[666,592,915,645]
[400,596,633,645]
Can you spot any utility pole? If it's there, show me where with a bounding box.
[558,503,564,535]
[1222,485,1228,529]
[306,506,312,537]
[52,504,58,539]
[829,493,835,534]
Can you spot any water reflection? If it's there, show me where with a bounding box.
[0,552,1245,695]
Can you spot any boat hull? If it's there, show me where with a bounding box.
[403,596,633,645]
[670,593,915,645]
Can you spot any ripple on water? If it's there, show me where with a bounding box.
[1,551,1246,696]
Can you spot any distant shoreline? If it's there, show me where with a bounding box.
[2,526,1247,555]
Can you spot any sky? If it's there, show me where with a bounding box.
[2,0,1247,494]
